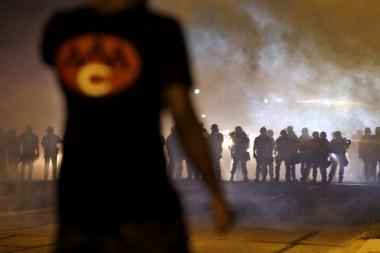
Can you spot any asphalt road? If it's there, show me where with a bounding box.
[0,180,379,253]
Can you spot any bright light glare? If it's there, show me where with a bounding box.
[222,137,233,150]
[201,114,207,118]
[276,98,283,103]
[264,98,269,104]
[296,99,360,107]
[194,88,201,95]
[221,129,231,135]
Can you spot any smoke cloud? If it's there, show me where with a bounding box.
[153,0,380,137]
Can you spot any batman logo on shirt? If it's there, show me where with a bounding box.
[55,34,142,97]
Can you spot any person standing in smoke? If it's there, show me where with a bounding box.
[298,127,312,182]
[350,129,363,180]
[209,124,224,180]
[319,132,331,184]
[41,126,62,180]
[310,131,330,184]
[19,126,39,181]
[5,129,21,181]
[274,129,289,182]
[166,127,185,179]
[285,126,299,182]
[328,131,351,183]
[371,127,380,184]
[230,126,250,181]
[309,131,321,183]
[266,129,275,181]
[253,127,272,182]
[359,127,374,183]
[41,0,232,252]
[185,123,208,180]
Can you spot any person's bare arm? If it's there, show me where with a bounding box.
[162,84,232,231]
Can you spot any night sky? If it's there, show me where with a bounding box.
[2,0,380,137]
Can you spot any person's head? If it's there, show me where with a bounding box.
[287,126,294,133]
[334,131,342,139]
[312,131,319,138]
[301,127,309,136]
[376,127,380,135]
[280,129,287,137]
[356,129,363,136]
[267,129,274,137]
[89,0,147,12]
[26,125,33,134]
[364,127,372,135]
[47,126,55,135]
[260,127,267,135]
[235,126,243,134]
[320,132,327,138]
[211,124,219,133]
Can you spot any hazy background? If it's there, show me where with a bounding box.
[1,0,380,138]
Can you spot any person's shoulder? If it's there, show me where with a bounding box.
[145,10,183,31]
[147,10,180,25]
[46,5,92,24]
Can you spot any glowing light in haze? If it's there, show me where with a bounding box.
[296,99,361,107]
[194,88,201,95]
[222,136,233,150]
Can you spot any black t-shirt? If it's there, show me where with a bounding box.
[41,6,192,226]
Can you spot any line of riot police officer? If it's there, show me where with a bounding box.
[165,124,358,184]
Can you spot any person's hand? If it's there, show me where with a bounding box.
[211,196,233,232]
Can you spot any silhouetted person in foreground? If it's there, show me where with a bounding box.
[209,124,224,180]
[298,127,312,182]
[359,127,374,183]
[230,126,250,181]
[274,129,289,182]
[328,131,351,183]
[19,126,39,181]
[5,129,21,181]
[41,126,62,180]
[253,127,272,182]
[41,0,231,252]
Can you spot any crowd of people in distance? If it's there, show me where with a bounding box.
[0,126,62,181]
[165,124,380,185]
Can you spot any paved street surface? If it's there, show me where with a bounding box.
[0,181,379,253]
